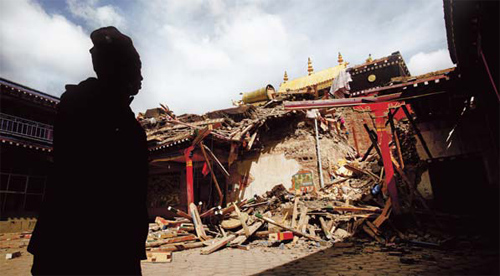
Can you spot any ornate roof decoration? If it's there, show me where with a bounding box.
[366,54,373,63]
[278,63,347,94]
[307,57,314,76]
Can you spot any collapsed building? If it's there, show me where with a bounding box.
[140,51,443,218]
[140,27,498,258]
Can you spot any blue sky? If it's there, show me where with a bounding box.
[0,0,454,115]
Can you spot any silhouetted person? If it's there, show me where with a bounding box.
[28,26,149,275]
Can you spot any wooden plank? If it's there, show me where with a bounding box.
[331,206,381,213]
[373,198,392,228]
[189,203,209,241]
[146,235,197,248]
[199,206,221,218]
[154,241,204,252]
[146,251,172,263]
[220,199,250,216]
[255,213,320,242]
[167,206,192,220]
[230,221,263,246]
[366,220,381,235]
[201,235,236,255]
[319,217,332,240]
[203,144,230,177]
[233,203,250,237]
[308,225,316,237]
[362,224,384,243]
[297,206,308,231]
[247,131,258,150]
[291,197,299,228]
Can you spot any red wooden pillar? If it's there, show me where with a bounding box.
[184,146,195,206]
[370,102,401,214]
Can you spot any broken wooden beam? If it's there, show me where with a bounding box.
[401,104,433,159]
[201,235,236,255]
[319,217,332,240]
[233,203,250,237]
[230,221,264,246]
[372,198,392,228]
[362,224,384,243]
[199,206,221,218]
[199,141,224,206]
[146,235,198,248]
[330,206,381,213]
[202,144,230,177]
[291,197,299,229]
[255,213,321,242]
[167,206,192,220]
[189,203,210,241]
[154,241,204,252]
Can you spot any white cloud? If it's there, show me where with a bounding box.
[407,49,455,76]
[128,1,307,115]
[0,0,93,95]
[1,0,453,115]
[67,0,125,30]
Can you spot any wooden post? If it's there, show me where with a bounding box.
[388,109,405,169]
[314,118,325,188]
[372,105,400,214]
[199,142,224,206]
[401,105,433,159]
[184,146,195,206]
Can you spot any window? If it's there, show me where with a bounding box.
[0,173,47,216]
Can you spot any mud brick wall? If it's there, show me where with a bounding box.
[341,107,376,156]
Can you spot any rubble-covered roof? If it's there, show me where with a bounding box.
[142,103,302,152]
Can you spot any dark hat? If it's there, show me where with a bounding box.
[89,26,141,77]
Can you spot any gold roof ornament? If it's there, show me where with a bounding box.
[307,57,314,75]
[338,52,344,65]
[366,54,373,63]
[278,63,347,93]
[283,71,289,82]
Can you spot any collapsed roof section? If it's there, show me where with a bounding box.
[141,102,305,160]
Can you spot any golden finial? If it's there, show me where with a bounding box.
[366,54,373,63]
[338,52,344,65]
[283,71,288,82]
[308,57,314,75]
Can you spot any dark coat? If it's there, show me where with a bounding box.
[28,77,149,266]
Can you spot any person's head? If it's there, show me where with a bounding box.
[90,26,142,97]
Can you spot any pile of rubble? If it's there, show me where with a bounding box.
[144,153,447,262]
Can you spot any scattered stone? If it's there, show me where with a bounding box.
[5,251,21,260]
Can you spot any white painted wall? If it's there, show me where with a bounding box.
[239,153,302,199]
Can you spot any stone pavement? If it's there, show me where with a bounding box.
[1,232,499,275]
[142,242,499,276]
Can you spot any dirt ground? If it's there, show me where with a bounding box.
[1,232,498,276]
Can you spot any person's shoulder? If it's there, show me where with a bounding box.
[62,77,99,99]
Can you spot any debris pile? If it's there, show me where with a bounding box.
[145,151,446,260]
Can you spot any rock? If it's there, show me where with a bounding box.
[5,251,21,260]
